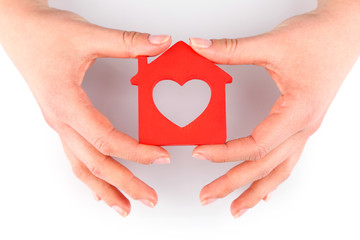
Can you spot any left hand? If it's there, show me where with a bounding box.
[0,1,172,216]
[189,0,360,218]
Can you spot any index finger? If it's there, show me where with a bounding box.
[56,85,170,164]
[192,95,311,162]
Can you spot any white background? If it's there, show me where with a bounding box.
[1,0,360,239]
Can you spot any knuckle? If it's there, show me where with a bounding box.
[293,98,321,131]
[42,113,59,130]
[72,165,87,180]
[279,170,291,182]
[247,136,270,161]
[306,115,324,136]
[120,31,138,57]
[249,144,269,161]
[295,105,324,137]
[128,142,142,163]
[88,156,107,178]
[256,167,272,180]
[126,142,152,164]
[94,128,115,156]
[277,159,294,182]
[40,102,68,130]
[94,136,110,155]
[223,38,240,63]
[43,115,68,134]
[298,108,314,130]
[224,38,239,54]
[88,164,102,178]
[279,166,292,182]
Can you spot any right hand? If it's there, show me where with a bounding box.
[189,0,360,217]
[0,1,172,217]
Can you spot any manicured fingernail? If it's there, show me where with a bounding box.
[148,34,171,44]
[201,198,218,206]
[112,206,128,217]
[234,208,248,218]
[264,191,273,202]
[92,192,101,201]
[189,37,212,48]
[152,157,170,164]
[192,153,208,161]
[140,199,155,208]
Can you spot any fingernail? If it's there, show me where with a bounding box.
[152,157,170,164]
[189,37,212,48]
[139,199,155,208]
[264,191,273,202]
[112,206,128,217]
[201,198,218,206]
[192,153,208,161]
[92,192,101,201]
[148,34,171,44]
[234,208,248,218]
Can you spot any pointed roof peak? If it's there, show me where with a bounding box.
[171,40,189,48]
[173,40,187,45]
[152,40,195,60]
[131,40,232,85]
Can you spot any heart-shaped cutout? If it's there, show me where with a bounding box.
[153,80,211,127]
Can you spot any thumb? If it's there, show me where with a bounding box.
[89,26,172,58]
[189,34,272,66]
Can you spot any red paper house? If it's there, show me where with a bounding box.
[131,41,232,146]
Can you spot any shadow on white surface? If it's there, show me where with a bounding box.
[7,1,360,239]
[81,48,280,214]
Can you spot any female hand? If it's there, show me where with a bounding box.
[190,0,360,218]
[0,0,172,217]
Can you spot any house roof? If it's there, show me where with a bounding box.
[131,41,232,85]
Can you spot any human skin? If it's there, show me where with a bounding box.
[190,0,360,218]
[0,0,172,217]
[1,0,359,219]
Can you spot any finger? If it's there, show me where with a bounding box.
[55,84,170,165]
[87,26,172,58]
[262,191,272,202]
[231,146,304,218]
[200,132,306,205]
[193,95,310,162]
[189,34,273,66]
[59,124,158,207]
[92,192,102,201]
[61,140,131,217]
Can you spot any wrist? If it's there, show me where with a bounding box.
[318,0,360,9]
[317,0,360,18]
[0,1,49,44]
[316,0,360,50]
[0,0,48,14]
[0,0,48,8]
